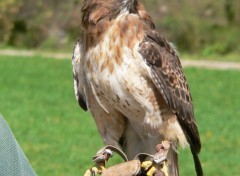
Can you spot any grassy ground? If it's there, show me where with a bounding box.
[0,55,239,176]
[182,53,240,62]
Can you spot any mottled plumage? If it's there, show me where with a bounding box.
[72,0,203,175]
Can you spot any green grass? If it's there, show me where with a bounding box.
[0,55,240,176]
[0,55,102,175]
[182,53,240,62]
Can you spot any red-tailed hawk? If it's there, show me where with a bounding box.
[72,0,203,176]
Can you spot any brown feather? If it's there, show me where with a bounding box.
[139,30,201,152]
[134,1,155,29]
[77,0,203,175]
[139,28,203,176]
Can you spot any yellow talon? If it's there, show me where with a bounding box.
[96,166,105,174]
[141,161,153,170]
[146,165,158,176]
[83,169,92,176]
[141,161,159,176]
[91,167,99,173]
[162,161,169,176]
[83,166,105,176]
[83,167,98,176]
[143,161,169,176]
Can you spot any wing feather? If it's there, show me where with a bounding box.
[139,29,201,153]
[72,40,88,111]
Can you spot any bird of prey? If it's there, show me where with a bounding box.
[72,0,203,176]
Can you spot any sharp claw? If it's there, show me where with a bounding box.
[90,145,128,175]
[93,148,113,162]
[84,167,98,176]
[161,162,169,176]
[90,168,96,176]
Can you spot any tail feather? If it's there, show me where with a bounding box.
[191,147,204,176]
[168,146,203,176]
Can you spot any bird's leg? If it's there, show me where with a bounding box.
[84,147,112,176]
[140,141,171,176]
[93,147,113,174]
[84,145,128,176]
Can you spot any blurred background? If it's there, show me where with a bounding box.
[0,0,240,176]
[1,0,240,57]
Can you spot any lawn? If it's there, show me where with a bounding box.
[182,53,240,62]
[0,55,239,176]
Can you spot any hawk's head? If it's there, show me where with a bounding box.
[81,0,154,33]
[82,0,146,26]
